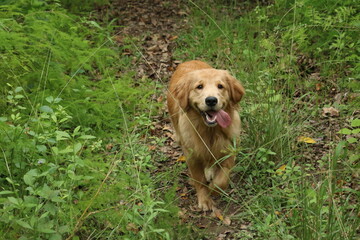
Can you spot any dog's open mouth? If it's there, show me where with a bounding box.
[201,110,231,128]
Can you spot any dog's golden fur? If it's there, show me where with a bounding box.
[167,60,245,211]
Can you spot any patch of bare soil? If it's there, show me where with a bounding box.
[101,0,187,80]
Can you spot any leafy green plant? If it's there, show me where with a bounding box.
[338,118,360,144]
[0,85,97,238]
[0,1,183,238]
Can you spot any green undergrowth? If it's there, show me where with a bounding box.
[175,0,359,239]
[0,1,188,239]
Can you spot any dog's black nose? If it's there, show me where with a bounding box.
[205,96,218,107]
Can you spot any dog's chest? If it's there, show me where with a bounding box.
[179,121,230,159]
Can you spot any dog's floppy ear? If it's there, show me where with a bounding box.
[172,78,190,110]
[224,71,245,104]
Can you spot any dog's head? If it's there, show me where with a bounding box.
[173,69,245,128]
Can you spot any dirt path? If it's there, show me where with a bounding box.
[103,0,185,80]
[97,0,249,238]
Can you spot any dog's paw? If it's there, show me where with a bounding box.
[197,194,215,211]
[204,167,216,182]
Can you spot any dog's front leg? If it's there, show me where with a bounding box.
[187,159,214,211]
[209,156,235,195]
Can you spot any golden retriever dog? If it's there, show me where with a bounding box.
[167,60,245,211]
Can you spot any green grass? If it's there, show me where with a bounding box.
[0,0,359,239]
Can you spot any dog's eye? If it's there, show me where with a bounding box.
[196,84,203,90]
[218,84,224,89]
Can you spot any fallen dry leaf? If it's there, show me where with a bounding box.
[148,145,156,151]
[163,125,173,131]
[223,216,231,226]
[322,107,339,117]
[180,192,188,199]
[105,143,113,150]
[213,208,224,221]
[298,136,317,144]
[316,83,322,91]
[178,209,187,219]
[126,222,139,233]
[168,35,178,41]
[212,208,231,225]
[157,95,164,102]
[336,179,346,187]
[276,164,287,175]
[240,224,249,230]
[216,233,227,240]
[176,155,186,162]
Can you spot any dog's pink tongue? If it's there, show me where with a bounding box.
[215,110,231,128]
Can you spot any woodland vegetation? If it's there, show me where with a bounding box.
[0,0,359,239]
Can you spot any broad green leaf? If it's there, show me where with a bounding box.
[73,126,81,135]
[0,191,13,195]
[36,145,47,153]
[347,137,357,144]
[259,147,277,155]
[338,128,352,135]
[23,169,38,186]
[39,105,54,113]
[51,114,58,123]
[39,212,50,219]
[56,131,71,141]
[0,117,7,122]
[30,216,37,228]
[351,119,360,127]
[24,195,38,202]
[88,20,101,29]
[16,220,33,230]
[352,129,360,134]
[37,225,56,233]
[15,87,23,93]
[8,197,20,205]
[73,142,82,154]
[6,177,14,184]
[79,135,96,140]
[46,96,54,103]
[51,196,65,203]
[52,146,59,155]
[58,225,70,234]
[38,184,54,200]
[54,97,62,103]
[59,146,73,154]
[50,233,63,240]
